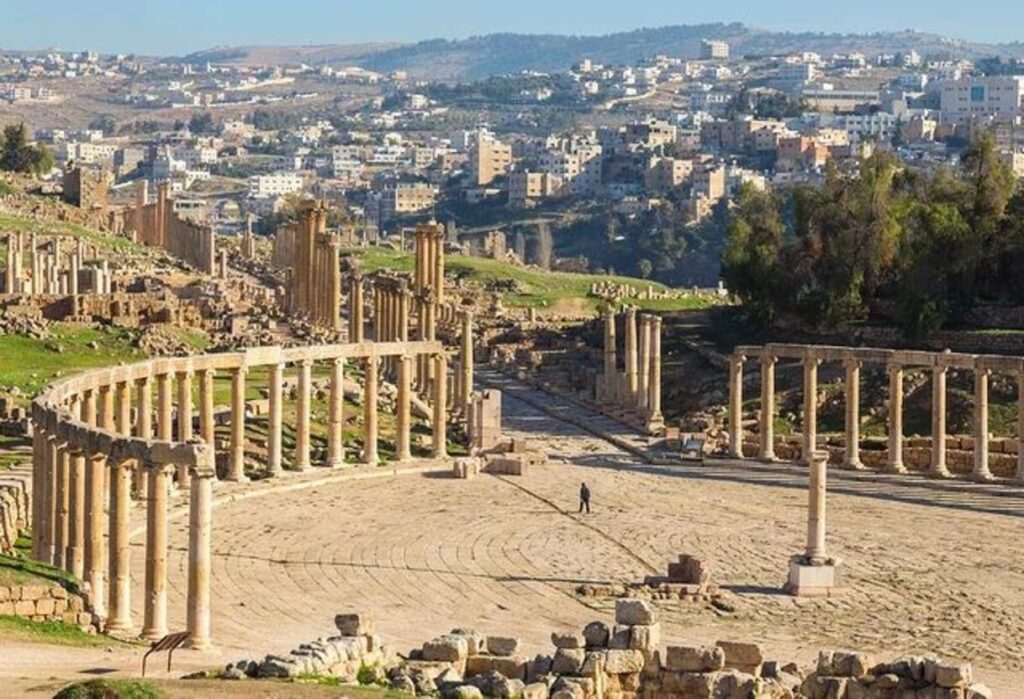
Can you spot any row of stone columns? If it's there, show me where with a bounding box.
[413,223,445,305]
[729,348,1024,482]
[601,307,664,432]
[31,419,214,648]
[3,233,110,296]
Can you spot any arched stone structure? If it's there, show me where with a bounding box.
[729,343,1024,482]
[29,339,455,649]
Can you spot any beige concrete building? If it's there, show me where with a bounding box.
[508,171,563,208]
[644,157,694,193]
[940,76,1024,125]
[469,133,513,186]
[379,183,438,223]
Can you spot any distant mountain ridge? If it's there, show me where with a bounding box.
[181,23,1024,81]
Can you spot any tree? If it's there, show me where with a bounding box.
[721,185,788,324]
[88,114,116,136]
[637,259,653,279]
[0,123,52,176]
[188,111,215,135]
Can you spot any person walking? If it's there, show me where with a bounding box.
[578,482,591,514]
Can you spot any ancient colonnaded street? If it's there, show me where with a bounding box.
[107,374,1024,697]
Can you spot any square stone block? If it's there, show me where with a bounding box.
[784,557,841,597]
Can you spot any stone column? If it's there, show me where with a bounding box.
[843,359,863,470]
[67,445,86,580]
[327,358,345,468]
[267,362,284,475]
[43,435,58,565]
[727,354,745,459]
[362,357,379,466]
[433,232,445,304]
[802,356,820,464]
[105,459,133,632]
[759,355,777,461]
[328,240,342,331]
[142,462,171,640]
[647,316,664,432]
[805,450,828,563]
[176,371,193,489]
[624,307,638,405]
[350,276,365,343]
[637,315,651,411]
[198,369,215,449]
[460,313,474,415]
[227,368,247,482]
[186,468,213,650]
[433,354,448,459]
[294,359,312,471]
[134,377,152,499]
[85,452,107,618]
[931,364,950,478]
[396,354,412,462]
[886,363,906,473]
[973,366,993,481]
[156,373,173,441]
[54,445,69,571]
[31,425,46,561]
[602,308,616,402]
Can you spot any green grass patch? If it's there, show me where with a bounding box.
[342,247,718,313]
[0,323,142,399]
[0,547,79,589]
[0,212,142,255]
[54,679,164,699]
[0,615,111,647]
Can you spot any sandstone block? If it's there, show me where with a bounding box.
[716,640,765,674]
[424,635,470,662]
[628,623,660,652]
[334,612,374,637]
[580,651,606,677]
[582,621,610,648]
[551,631,585,649]
[522,682,550,699]
[817,650,872,678]
[605,649,645,674]
[934,662,973,688]
[493,677,526,699]
[14,600,35,616]
[608,625,631,650]
[487,636,521,657]
[449,685,483,699]
[967,683,993,699]
[664,645,725,673]
[19,585,46,601]
[615,598,655,626]
[466,654,528,680]
[34,598,55,616]
[451,628,487,655]
[551,647,585,675]
[0,601,14,615]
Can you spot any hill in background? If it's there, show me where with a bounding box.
[181,22,1024,80]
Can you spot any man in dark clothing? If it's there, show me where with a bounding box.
[579,482,591,514]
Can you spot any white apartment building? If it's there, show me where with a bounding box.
[940,76,1024,124]
[248,172,303,199]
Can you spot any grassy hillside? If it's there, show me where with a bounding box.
[344,247,720,313]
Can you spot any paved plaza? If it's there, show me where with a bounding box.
[105,376,1024,695]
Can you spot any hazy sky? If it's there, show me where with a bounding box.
[3,0,1024,55]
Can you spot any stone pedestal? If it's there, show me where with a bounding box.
[784,556,842,597]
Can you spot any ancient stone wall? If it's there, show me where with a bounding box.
[122,182,215,275]
[0,583,93,630]
[0,476,28,554]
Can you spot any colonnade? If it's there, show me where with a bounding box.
[30,340,454,649]
[273,201,344,331]
[728,343,1024,482]
[601,306,664,433]
[123,181,216,276]
[413,222,445,305]
[3,233,111,296]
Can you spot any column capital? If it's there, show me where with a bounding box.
[803,355,822,368]
[843,357,862,369]
[760,353,778,366]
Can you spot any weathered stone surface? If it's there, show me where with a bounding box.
[817,650,872,678]
[614,598,655,626]
[334,612,374,636]
[448,685,483,699]
[934,662,973,688]
[627,623,660,652]
[551,631,585,649]
[492,676,526,698]
[716,640,765,673]
[605,649,645,674]
[551,648,585,675]
[582,621,610,648]
[451,628,487,655]
[423,635,470,662]
[466,654,528,680]
[664,645,725,673]
[608,625,631,650]
[522,681,550,699]
[487,636,522,657]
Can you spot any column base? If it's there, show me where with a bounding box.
[105,618,134,634]
[843,459,865,471]
[928,466,951,479]
[645,415,665,435]
[759,452,777,463]
[971,470,995,483]
[884,462,908,474]
[326,458,346,469]
[783,556,842,597]
[187,638,213,651]
[223,474,249,484]
[141,627,168,642]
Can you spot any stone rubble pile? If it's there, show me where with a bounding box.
[578,555,720,603]
[207,600,992,698]
[219,613,394,681]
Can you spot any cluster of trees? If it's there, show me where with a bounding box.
[722,133,1023,337]
[0,123,54,176]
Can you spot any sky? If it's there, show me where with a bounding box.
[2,0,1024,56]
